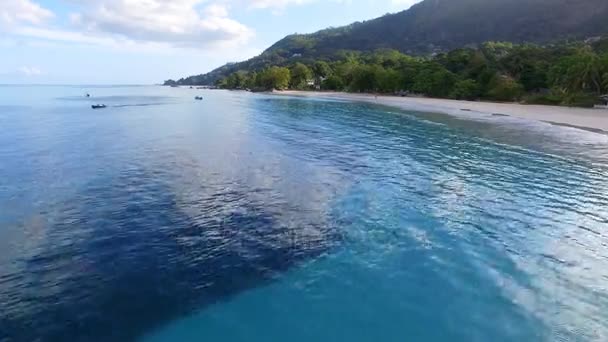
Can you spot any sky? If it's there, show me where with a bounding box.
[0,0,421,84]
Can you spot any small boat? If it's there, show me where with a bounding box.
[195,96,203,100]
[91,104,107,109]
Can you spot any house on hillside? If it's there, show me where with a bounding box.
[309,77,326,90]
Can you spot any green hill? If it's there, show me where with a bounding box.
[167,0,608,85]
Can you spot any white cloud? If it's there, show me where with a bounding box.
[14,25,134,48]
[18,66,42,76]
[244,0,354,11]
[68,0,253,48]
[3,0,420,52]
[0,0,53,27]
[246,0,313,9]
[204,4,229,17]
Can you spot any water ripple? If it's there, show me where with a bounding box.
[1,88,608,342]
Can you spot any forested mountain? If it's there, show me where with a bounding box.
[166,0,608,85]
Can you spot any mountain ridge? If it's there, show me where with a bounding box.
[166,0,608,85]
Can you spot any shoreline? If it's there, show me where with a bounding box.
[272,91,608,134]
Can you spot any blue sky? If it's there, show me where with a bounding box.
[0,0,420,84]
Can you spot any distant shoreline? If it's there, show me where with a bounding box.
[272,91,608,134]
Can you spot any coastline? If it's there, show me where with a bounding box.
[273,91,608,134]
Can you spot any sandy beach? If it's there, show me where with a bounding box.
[275,91,608,133]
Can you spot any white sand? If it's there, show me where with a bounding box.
[274,91,608,133]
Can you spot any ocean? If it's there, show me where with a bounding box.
[1,85,607,341]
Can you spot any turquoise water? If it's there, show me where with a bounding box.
[1,86,607,341]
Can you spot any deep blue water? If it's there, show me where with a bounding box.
[1,85,608,342]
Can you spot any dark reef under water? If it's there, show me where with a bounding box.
[0,169,339,341]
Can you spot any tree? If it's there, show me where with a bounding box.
[370,49,406,69]
[222,70,250,89]
[398,59,424,91]
[450,79,480,100]
[174,38,608,107]
[290,63,313,89]
[216,77,228,88]
[549,49,603,95]
[439,48,475,74]
[486,75,524,101]
[260,67,291,90]
[313,61,333,79]
[334,60,359,88]
[481,41,514,63]
[465,51,490,80]
[245,71,258,89]
[377,68,403,93]
[412,63,457,97]
[350,64,382,92]
[334,60,359,86]
[226,74,236,88]
[519,63,549,92]
[322,75,344,90]
[599,54,608,93]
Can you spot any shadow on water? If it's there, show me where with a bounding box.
[0,167,340,342]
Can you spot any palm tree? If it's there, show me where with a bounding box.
[576,49,602,94]
[552,49,602,95]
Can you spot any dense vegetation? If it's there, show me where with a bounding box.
[165,0,608,86]
[212,41,608,107]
